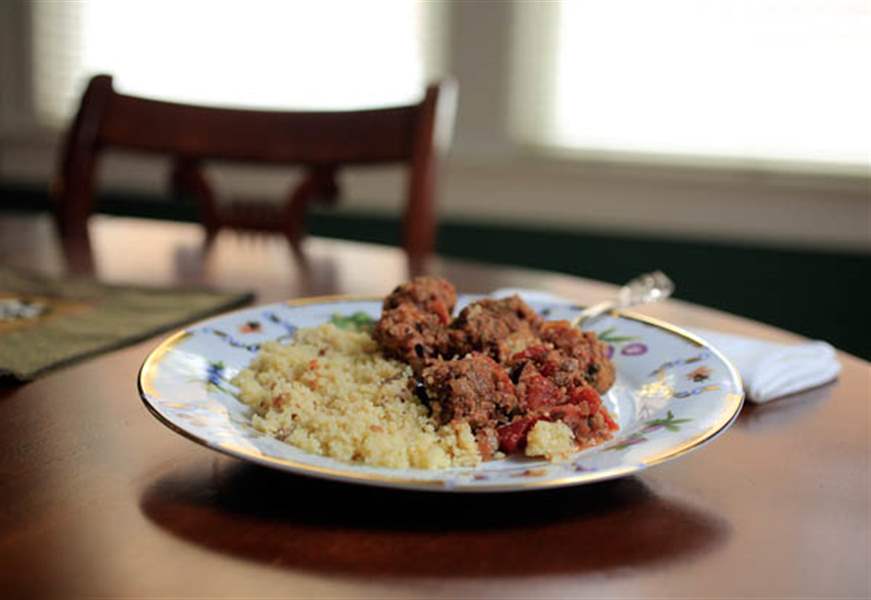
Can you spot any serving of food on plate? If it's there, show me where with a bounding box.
[233,277,619,469]
[138,278,743,492]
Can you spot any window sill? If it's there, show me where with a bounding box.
[503,142,870,195]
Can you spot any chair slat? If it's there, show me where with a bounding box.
[100,93,418,164]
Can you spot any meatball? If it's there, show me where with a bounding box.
[507,345,587,400]
[422,354,519,427]
[538,321,616,393]
[449,296,542,362]
[383,276,457,325]
[372,303,450,372]
[421,354,520,457]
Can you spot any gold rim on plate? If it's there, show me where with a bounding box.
[137,295,745,492]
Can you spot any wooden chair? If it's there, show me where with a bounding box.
[53,74,456,259]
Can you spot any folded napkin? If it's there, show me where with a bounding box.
[490,288,841,404]
[687,329,840,403]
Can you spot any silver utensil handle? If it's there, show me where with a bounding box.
[572,300,617,327]
[572,270,674,328]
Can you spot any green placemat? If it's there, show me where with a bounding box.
[0,266,254,382]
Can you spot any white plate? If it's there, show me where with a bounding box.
[139,295,743,492]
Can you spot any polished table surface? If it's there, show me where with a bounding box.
[1,214,868,598]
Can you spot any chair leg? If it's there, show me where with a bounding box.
[283,167,332,253]
[404,160,436,259]
[170,158,222,240]
[52,74,112,251]
[59,233,96,276]
[203,226,219,249]
[283,199,307,253]
[287,232,306,260]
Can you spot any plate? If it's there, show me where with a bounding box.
[138,295,743,492]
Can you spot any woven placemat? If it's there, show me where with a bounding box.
[0,265,253,382]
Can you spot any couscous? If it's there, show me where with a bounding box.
[233,324,481,469]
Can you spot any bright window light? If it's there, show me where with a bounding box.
[34,0,438,126]
[516,0,871,171]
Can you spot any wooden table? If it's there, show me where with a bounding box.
[1,214,868,598]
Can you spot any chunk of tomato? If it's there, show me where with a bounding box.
[497,417,542,454]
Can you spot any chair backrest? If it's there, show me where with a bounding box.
[54,74,457,257]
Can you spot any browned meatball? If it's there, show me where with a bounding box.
[383,276,457,325]
[422,354,520,427]
[372,303,450,372]
[449,296,542,362]
[421,354,520,457]
[538,321,615,393]
[506,345,583,406]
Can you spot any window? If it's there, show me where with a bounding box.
[32,0,446,128]
[511,0,871,172]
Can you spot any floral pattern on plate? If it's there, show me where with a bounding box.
[138,295,743,492]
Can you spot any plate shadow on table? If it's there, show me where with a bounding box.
[140,460,730,578]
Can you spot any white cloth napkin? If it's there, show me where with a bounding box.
[687,329,840,403]
[490,288,841,404]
